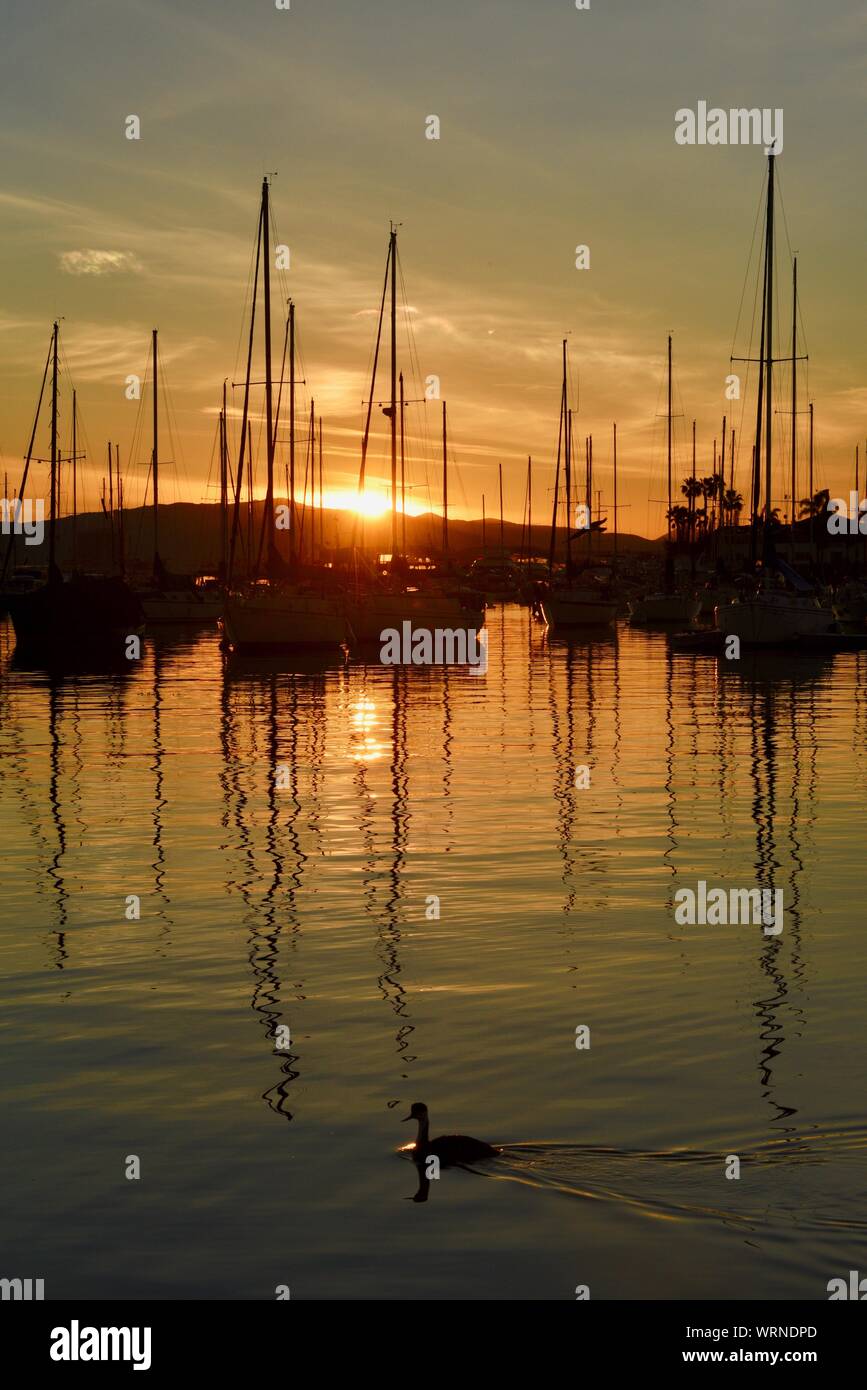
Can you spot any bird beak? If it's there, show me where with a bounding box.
[401,1113,413,1122]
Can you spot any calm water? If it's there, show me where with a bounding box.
[2,606,866,1300]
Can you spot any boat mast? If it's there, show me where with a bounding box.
[220,380,228,574]
[108,442,115,569]
[587,433,592,561]
[667,334,672,537]
[399,372,406,556]
[613,421,618,561]
[764,152,775,538]
[482,493,486,554]
[48,320,59,579]
[790,256,797,549]
[808,403,813,501]
[152,327,159,576]
[527,456,532,560]
[389,226,398,560]
[289,298,296,566]
[498,462,504,553]
[318,414,324,560]
[441,400,449,558]
[71,389,78,570]
[262,176,276,576]
[117,447,125,579]
[564,404,572,579]
[309,399,315,564]
[563,340,572,578]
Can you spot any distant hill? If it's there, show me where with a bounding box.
[4,501,661,574]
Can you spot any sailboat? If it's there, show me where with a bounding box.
[540,341,618,629]
[629,335,701,625]
[345,226,484,645]
[221,178,347,651]
[6,321,144,656]
[715,152,836,646]
[137,329,221,624]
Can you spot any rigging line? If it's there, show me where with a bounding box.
[228,197,264,586]
[1,330,52,581]
[351,237,391,548]
[729,169,767,361]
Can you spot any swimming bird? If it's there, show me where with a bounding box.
[401,1101,500,1166]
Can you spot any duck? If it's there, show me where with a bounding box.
[401,1101,500,1166]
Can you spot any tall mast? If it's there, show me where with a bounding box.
[289,298,296,565]
[527,456,532,559]
[667,334,672,535]
[498,462,504,553]
[247,419,253,573]
[562,340,572,577]
[48,320,59,578]
[262,176,275,574]
[71,388,78,569]
[764,152,775,533]
[117,447,125,579]
[399,372,406,556]
[721,414,727,507]
[390,226,398,560]
[318,414,324,559]
[613,421,618,560]
[790,256,797,537]
[309,399,315,564]
[220,379,228,573]
[108,441,114,568]
[564,406,572,578]
[441,400,449,557]
[152,327,159,573]
[586,433,593,560]
[808,403,813,501]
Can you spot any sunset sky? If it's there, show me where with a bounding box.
[0,0,864,536]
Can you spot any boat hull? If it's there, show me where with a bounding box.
[714,594,837,646]
[629,594,701,625]
[222,590,347,649]
[141,591,221,624]
[347,590,485,644]
[540,591,617,627]
[7,576,144,655]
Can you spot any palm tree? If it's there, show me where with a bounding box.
[667,504,691,543]
[701,475,716,533]
[798,488,830,520]
[722,489,744,524]
[799,488,830,544]
[680,476,702,540]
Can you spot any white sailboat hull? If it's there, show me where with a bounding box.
[223,589,347,649]
[141,591,222,624]
[347,590,485,643]
[540,589,617,627]
[629,593,701,624]
[714,593,836,645]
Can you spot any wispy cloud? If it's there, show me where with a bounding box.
[59,249,142,276]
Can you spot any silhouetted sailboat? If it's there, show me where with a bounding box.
[346,226,483,643]
[137,328,221,624]
[6,321,144,657]
[540,341,618,628]
[629,335,700,625]
[222,178,347,651]
[715,153,835,645]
